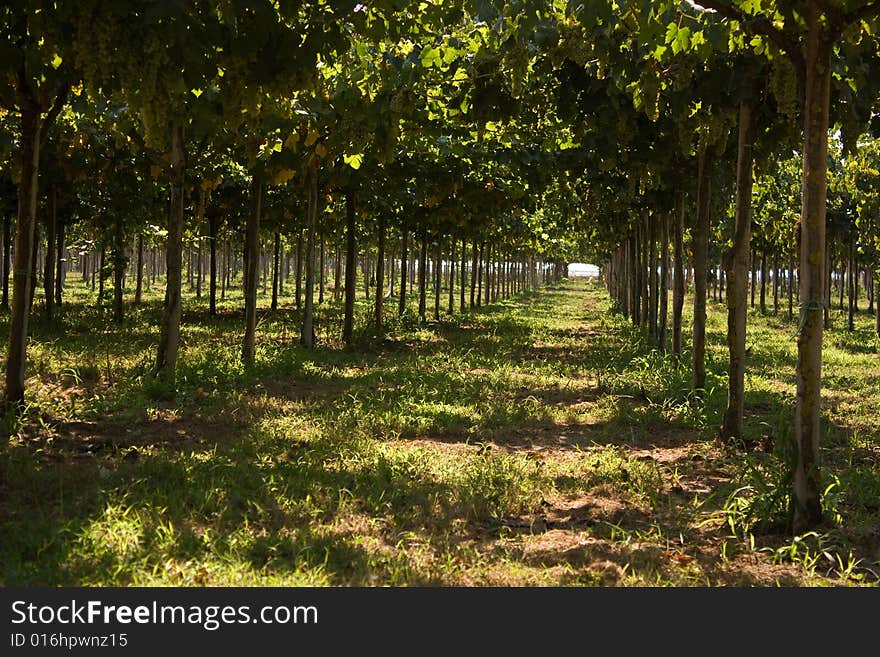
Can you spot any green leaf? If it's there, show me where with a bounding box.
[750,35,765,55]
[343,153,364,169]
[420,46,442,68]
[443,46,459,64]
[676,27,691,53]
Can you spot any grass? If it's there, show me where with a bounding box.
[1,273,878,586]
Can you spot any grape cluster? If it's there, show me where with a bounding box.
[769,59,798,122]
[556,22,591,67]
[503,46,530,98]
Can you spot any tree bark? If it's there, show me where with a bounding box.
[854,263,859,312]
[221,241,228,301]
[773,254,780,314]
[692,147,714,391]
[334,239,342,301]
[485,243,492,303]
[640,219,649,328]
[460,236,466,312]
[760,249,767,313]
[43,185,57,321]
[208,213,217,314]
[648,214,659,340]
[196,237,203,299]
[448,237,455,315]
[242,174,262,366]
[793,17,831,531]
[672,192,685,356]
[28,223,39,311]
[5,104,41,406]
[155,123,187,385]
[476,241,485,307]
[261,242,268,298]
[875,272,880,339]
[301,163,318,349]
[271,231,280,311]
[318,233,325,305]
[98,244,106,307]
[343,190,357,346]
[632,231,641,325]
[847,236,855,332]
[824,237,831,328]
[621,241,630,319]
[750,249,757,308]
[433,237,442,320]
[389,245,395,297]
[279,240,285,297]
[659,213,669,354]
[375,212,385,332]
[112,214,125,325]
[135,232,144,305]
[470,239,478,308]
[490,244,498,302]
[867,269,874,314]
[788,249,795,320]
[55,218,65,307]
[398,216,408,316]
[721,101,755,443]
[630,233,639,326]
[363,253,370,300]
[1,209,11,310]
[295,229,303,310]
[418,229,428,322]
[187,245,193,292]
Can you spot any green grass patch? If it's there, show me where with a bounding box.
[1,276,877,586]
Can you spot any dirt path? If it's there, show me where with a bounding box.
[400,282,860,586]
[6,280,874,587]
